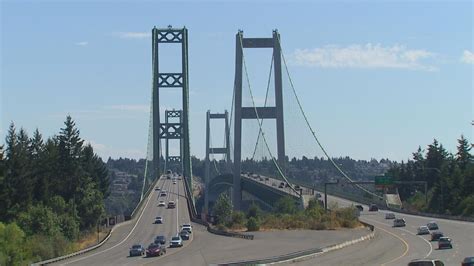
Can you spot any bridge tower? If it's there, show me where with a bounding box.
[151,26,192,193]
[204,110,231,215]
[233,30,285,210]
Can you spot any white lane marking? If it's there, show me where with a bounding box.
[63,177,161,265]
[363,217,433,259]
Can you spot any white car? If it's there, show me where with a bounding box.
[170,236,183,247]
[154,216,163,224]
[385,212,396,219]
[158,201,166,207]
[417,226,430,235]
[427,221,439,230]
[181,224,192,234]
[173,180,177,184]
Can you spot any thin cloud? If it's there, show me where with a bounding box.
[75,41,89,46]
[461,50,474,64]
[114,32,151,39]
[290,43,437,71]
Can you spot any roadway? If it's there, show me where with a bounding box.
[249,174,474,265]
[53,175,192,266]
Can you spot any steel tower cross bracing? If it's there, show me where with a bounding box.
[151,26,192,192]
[165,110,183,169]
[204,110,231,214]
[233,30,286,210]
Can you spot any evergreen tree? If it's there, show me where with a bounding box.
[456,135,472,170]
[82,144,109,198]
[58,116,84,199]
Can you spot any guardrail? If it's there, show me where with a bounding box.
[129,176,159,220]
[386,207,474,222]
[223,220,375,265]
[290,178,474,222]
[33,228,113,265]
[33,176,160,265]
[207,226,254,240]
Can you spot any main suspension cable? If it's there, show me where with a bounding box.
[276,34,382,199]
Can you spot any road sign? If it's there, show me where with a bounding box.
[375,176,394,190]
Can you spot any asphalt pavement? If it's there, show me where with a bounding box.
[54,175,193,266]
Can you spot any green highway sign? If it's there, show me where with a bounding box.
[374,176,394,190]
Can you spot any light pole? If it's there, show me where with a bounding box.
[324,180,339,211]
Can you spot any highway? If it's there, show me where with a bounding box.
[249,174,474,265]
[54,175,192,266]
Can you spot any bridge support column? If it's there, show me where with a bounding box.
[233,30,286,210]
[151,26,192,198]
[204,110,231,215]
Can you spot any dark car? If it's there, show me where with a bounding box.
[180,230,190,240]
[355,205,363,211]
[154,235,166,245]
[437,237,452,249]
[368,204,378,211]
[129,244,145,257]
[146,243,166,257]
[462,257,474,266]
[408,258,444,266]
[430,231,444,241]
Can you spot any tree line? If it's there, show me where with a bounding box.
[0,116,109,265]
[387,136,473,216]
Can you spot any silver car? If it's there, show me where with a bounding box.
[417,226,430,235]
[170,236,183,247]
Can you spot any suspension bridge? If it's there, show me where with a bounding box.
[138,26,395,219]
[46,26,473,266]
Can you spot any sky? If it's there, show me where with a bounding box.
[1,0,473,162]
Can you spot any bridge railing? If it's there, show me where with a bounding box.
[33,175,160,265]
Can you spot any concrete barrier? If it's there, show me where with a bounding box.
[33,176,160,265]
[221,221,375,265]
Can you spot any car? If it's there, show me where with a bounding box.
[168,201,176,209]
[158,201,166,207]
[155,187,160,191]
[179,230,190,240]
[408,258,445,266]
[154,235,166,245]
[427,221,439,230]
[160,192,167,197]
[385,212,396,219]
[462,257,474,266]
[393,218,406,227]
[430,231,444,241]
[146,243,166,257]
[295,185,300,190]
[170,236,183,247]
[355,205,363,211]
[154,216,163,224]
[265,177,269,181]
[438,237,452,249]
[369,204,379,211]
[173,180,177,184]
[129,244,145,257]
[417,226,430,235]
[315,192,322,199]
[278,184,284,188]
[181,224,192,234]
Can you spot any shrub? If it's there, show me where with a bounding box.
[228,211,246,228]
[246,217,260,231]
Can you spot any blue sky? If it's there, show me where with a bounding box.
[1,0,473,162]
